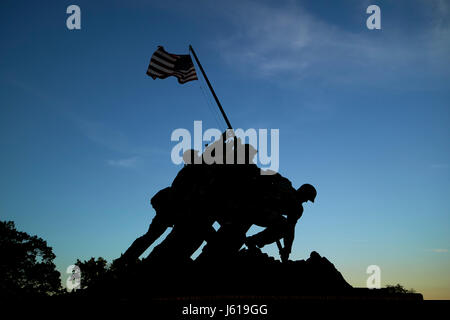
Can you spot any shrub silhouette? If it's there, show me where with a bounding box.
[385,284,415,294]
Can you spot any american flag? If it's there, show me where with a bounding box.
[146,46,198,84]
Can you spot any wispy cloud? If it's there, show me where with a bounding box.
[107,156,140,168]
[76,118,135,155]
[430,248,448,253]
[215,0,450,85]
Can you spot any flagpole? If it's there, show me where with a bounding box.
[189,45,233,129]
[190,45,285,258]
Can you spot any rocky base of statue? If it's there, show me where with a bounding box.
[87,250,357,299]
[82,250,423,304]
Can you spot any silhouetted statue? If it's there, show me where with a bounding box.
[121,132,316,266]
[74,130,424,305]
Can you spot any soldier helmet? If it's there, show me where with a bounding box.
[297,184,317,203]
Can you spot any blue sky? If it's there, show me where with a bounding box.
[1,0,449,299]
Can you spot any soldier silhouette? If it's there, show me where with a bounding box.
[198,172,316,263]
[120,149,215,263]
[119,186,176,263]
[245,183,317,262]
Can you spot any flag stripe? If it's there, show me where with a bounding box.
[150,62,174,74]
[147,69,163,77]
[179,75,198,83]
[151,55,175,68]
[149,60,170,71]
[154,49,177,62]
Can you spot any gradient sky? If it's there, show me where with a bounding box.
[1,0,449,299]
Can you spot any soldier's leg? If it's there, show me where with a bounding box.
[147,219,214,263]
[181,222,217,259]
[146,227,183,262]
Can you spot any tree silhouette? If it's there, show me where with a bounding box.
[75,257,108,289]
[0,221,61,296]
